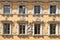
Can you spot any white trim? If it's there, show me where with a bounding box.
[17,24,19,35]
[25,24,27,35]
[10,24,12,34]
[25,6,27,14]
[56,5,58,14]
[40,24,42,35]
[56,24,58,35]
[48,24,50,35]
[2,4,12,14]
[48,5,50,14]
[32,24,34,35]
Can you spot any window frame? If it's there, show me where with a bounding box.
[18,5,27,14]
[2,4,11,14]
[32,24,42,36]
[2,23,12,35]
[48,24,58,36]
[49,5,58,14]
[17,23,27,35]
[33,5,42,14]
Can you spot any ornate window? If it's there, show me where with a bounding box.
[3,5,11,14]
[33,24,42,36]
[18,24,27,35]
[48,24,58,35]
[3,23,11,35]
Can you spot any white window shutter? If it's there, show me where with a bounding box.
[10,24,11,34]
[56,24,58,35]
[48,5,50,14]
[56,5,58,14]
[48,24,50,35]
[40,5,42,14]
[32,6,34,14]
[25,6,27,14]
[25,24,27,35]
[40,24,42,35]
[32,24,34,35]
[17,24,19,35]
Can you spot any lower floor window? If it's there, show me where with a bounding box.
[19,24,27,35]
[50,24,56,34]
[48,24,58,35]
[33,24,42,35]
[3,23,11,34]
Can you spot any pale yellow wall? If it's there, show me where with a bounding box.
[0,1,59,40]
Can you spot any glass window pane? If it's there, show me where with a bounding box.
[19,24,25,34]
[50,24,56,34]
[19,6,25,14]
[3,5,10,13]
[3,23,10,34]
[34,24,40,34]
[34,6,40,14]
[50,5,56,14]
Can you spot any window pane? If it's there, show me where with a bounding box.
[34,24,37,34]
[34,24,40,34]
[19,24,25,34]
[3,23,10,34]
[34,6,40,14]
[3,5,10,13]
[50,24,56,34]
[50,5,56,14]
[19,6,25,13]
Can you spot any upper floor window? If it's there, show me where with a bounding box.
[48,24,58,35]
[34,6,41,14]
[3,23,11,35]
[3,5,11,14]
[33,24,42,35]
[50,5,57,14]
[18,24,27,35]
[19,6,26,14]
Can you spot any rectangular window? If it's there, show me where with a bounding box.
[48,24,58,35]
[34,6,40,14]
[50,5,56,14]
[3,5,10,13]
[18,24,26,35]
[3,23,11,34]
[33,24,42,35]
[50,24,56,34]
[19,6,25,14]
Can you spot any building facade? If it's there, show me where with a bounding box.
[0,0,60,40]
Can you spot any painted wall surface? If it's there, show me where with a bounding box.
[0,1,60,40]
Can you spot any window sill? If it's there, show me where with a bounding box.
[32,34,42,36]
[1,13,13,16]
[18,34,28,36]
[33,14,43,17]
[49,14,60,16]
[48,34,58,36]
[2,34,12,36]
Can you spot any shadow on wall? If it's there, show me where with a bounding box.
[1,35,60,39]
[18,35,29,39]
[48,36,60,39]
[2,35,14,39]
